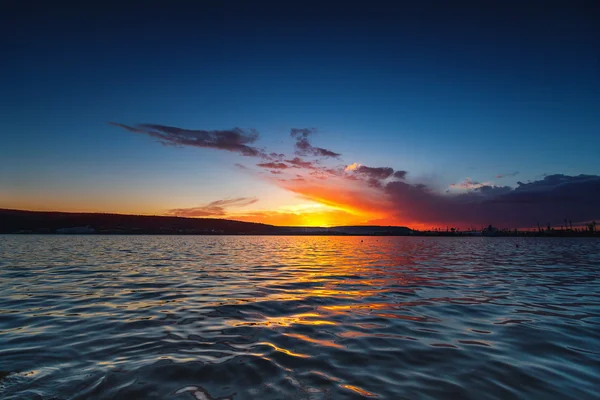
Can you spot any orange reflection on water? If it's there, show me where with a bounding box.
[283,333,344,349]
[228,313,336,328]
[341,384,379,398]
[294,288,383,298]
[258,342,311,358]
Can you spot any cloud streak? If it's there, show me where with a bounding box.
[449,178,493,191]
[285,157,318,169]
[167,197,259,217]
[496,171,519,179]
[257,162,289,169]
[110,123,266,157]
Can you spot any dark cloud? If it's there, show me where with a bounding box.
[475,185,512,197]
[256,162,289,169]
[234,163,249,170]
[393,170,408,180]
[385,174,600,227]
[269,152,285,161]
[496,171,519,179]
[323,167,343,176]
[344,174,360,181]
[270,170,283,174]
[110,122,264,157]
[355,166,394,180]
[290,128,341,158]
[285,157,317,169]
[290,128,317,139]
[367,178,383,188]
[167,197,259,217]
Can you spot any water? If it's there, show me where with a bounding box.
[1,236,599,400]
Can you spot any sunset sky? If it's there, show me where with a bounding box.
[2,1,599,228]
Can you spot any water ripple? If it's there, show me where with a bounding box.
[1,235,599,399]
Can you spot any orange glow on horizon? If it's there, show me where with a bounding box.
[229,207,371,227]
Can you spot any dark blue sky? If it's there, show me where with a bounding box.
[2,1,599,225]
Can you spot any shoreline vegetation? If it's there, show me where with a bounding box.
[1,209,597,237]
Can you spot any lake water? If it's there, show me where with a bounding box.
[1,236,599,399]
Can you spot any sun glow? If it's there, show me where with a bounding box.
[226,200,372,227]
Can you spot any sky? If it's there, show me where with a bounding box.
[1,1,599,228]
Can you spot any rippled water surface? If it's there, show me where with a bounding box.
[1,236,599,399]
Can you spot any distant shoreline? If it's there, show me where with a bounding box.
[1,209,597,237]
[3,233,599,238]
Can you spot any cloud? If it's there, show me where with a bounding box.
[290,128,317,139]
[269,152,285,161]
[449,177,493,190]
[234,163,249,170]
[291,128,341,158]
[110,122,265,157]
[367,178,383,188]
[166,197,259,217]
[385,174,600,227]
[354,166,394,180]
[393,170,407,180]
[256,162,289,169]
[285,157,317,169]
[345,162,360,172]
[496,171,519,179]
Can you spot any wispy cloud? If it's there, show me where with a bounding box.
[449,178,493,190]
[291,128,340,158]
[256,162,289,169]
[167,197,259,217]
[496,171,519,179]
[285,157,317,169]
[110,123,266,157]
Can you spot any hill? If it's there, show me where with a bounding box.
[0,209,277,234]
